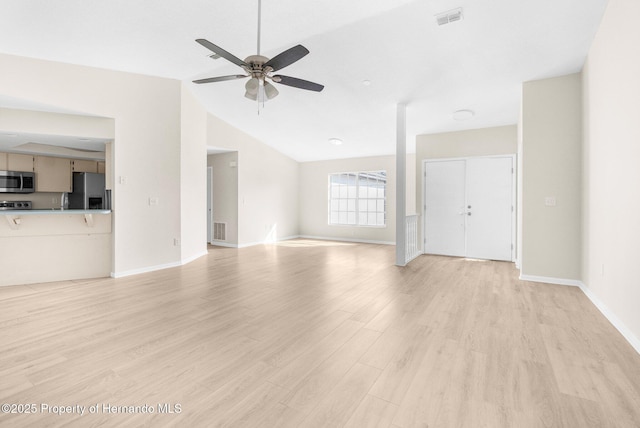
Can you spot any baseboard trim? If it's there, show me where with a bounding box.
[519,274,582,287]
[181,250,208,265]
[209,241,239,248]
[298,235,395,246]
[577,282,640,355]
[112,260,182,279]
[112,250,209,279]
[211,235,394,248]
[519,273,640,355]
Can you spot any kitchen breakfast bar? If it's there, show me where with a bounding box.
[0,209,112,287]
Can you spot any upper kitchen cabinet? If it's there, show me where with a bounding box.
[98,161,105,174]
[0,153,6,170]
[35,156,72,192]
[7,153,35,172]
[72,159,98,173]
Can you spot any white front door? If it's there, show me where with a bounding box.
[423,156,514,262]
[465,157,513,261]
[424,160,466,257]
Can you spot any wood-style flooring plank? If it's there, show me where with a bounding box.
[0,240,639,427]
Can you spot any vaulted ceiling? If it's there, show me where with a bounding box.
[0,0,608,161]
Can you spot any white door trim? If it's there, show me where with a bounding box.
[207,166,213,244]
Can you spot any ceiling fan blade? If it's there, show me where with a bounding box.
[193,74,248,84]
[196,39,246,67]
[273,75,324,92]
[264,45,309,72]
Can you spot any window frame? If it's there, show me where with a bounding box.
[327,170,387,228]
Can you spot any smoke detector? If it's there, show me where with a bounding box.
[436,8,463,26]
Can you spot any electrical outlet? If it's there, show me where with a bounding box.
[173,238,180,246]
[119,176,127,185]
[544,196,557,207]
[149,197,159,206]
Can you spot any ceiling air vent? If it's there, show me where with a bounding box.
[436,8,463,26]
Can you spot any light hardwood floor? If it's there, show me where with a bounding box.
[1,239,640,427]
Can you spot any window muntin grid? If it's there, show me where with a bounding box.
[328,170,386,227]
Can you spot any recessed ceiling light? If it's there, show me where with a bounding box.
[453,109,474,121]
[362,80,371,86]
[329,138,343,146]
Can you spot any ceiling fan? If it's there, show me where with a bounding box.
[193,0,324,102]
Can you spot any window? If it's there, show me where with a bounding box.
[328,170,386,227]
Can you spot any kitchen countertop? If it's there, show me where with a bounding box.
[0,209,111,216]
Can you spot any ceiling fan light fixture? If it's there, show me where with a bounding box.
[245,77,259,95]
[264,82,279,100]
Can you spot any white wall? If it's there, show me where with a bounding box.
[206,114,299,246]
[0,53,186,277]
[180,85,208,263]
[582,0,640,347]
[207,152,239,246]
[521,74,582,282]
[299,155,398,244]
[0,107,114,138]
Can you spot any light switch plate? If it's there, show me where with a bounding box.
[544,196,557,207]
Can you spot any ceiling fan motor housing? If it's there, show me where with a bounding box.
[244,55,270,78]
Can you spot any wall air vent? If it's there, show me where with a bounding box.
[213,222,227,241]
[436,8,463,26]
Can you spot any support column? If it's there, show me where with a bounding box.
[395,103,407,266]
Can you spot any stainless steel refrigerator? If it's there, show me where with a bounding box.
[68,172,106,209]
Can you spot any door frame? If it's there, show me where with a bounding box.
[207,166,213,244]
[422,154,517,262]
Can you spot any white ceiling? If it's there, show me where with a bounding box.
[0,0,608,162]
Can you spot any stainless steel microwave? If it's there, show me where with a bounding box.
[0,170,36,193]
